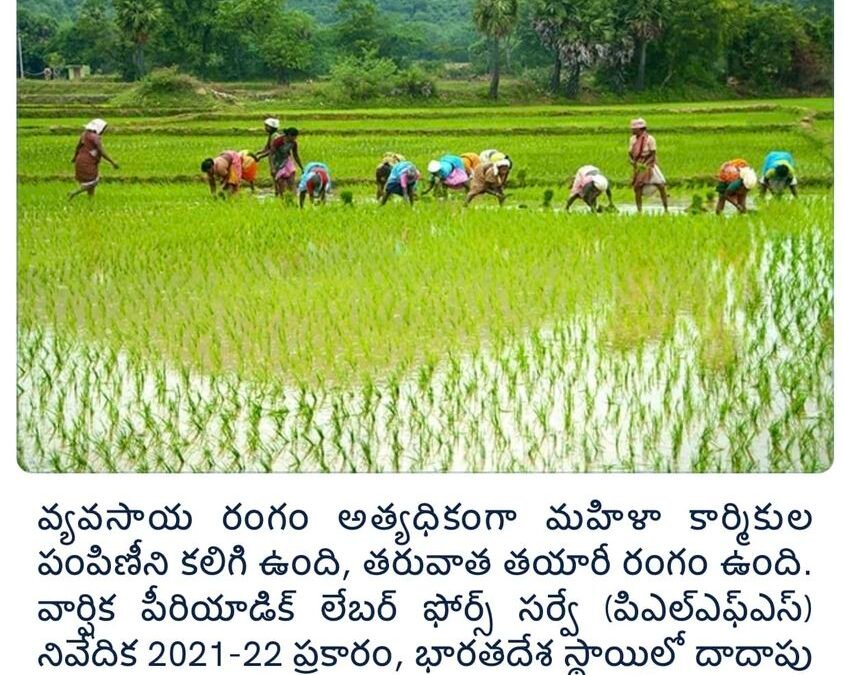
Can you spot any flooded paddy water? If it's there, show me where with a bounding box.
[18,212,832,473]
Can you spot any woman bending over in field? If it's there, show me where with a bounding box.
[423,155,470,196]
[69,118,118,200]
[465,158,511,206]
[380,161,421,205]
[566,165,614,213]
[460,152,481,178]
[715,159,757,215]
[257,126,303,197]
[375,152,406,199]
[479,149,513,186]
[298,162,332,207]
[239,150,259,192]
[201,150,243,197]
[759,151,798,198]
[628,118,668,213]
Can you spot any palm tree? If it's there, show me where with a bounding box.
[473,0,519,100]
[114,0,161,79]
[532,0,612,99]
[623,0,666,91]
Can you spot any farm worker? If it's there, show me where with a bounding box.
[565,165,614,213]
[423,154,470,195]
[68,118,118,200]
[715,158,757,214]
[201,150,243,197]
[460,152,481,177]
[298,162,332,207]
[240,150,259,191]
[759,151,798,197]
[380,160,421,206]
[257,126,303,197]
[479,149,513,186]
[628,118,668,213]
[261,117,280,151]
[375,152,406,199]
[465,157,510,206]
[479,148,506,164]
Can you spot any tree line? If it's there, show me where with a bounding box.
[17,0,833,99]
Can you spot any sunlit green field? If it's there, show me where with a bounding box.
[16,96,833,472]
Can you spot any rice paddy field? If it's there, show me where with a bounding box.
[16,85,834,473]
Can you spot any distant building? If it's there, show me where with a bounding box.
[66,65,91,81]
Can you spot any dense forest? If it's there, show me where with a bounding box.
[17,0,833,100]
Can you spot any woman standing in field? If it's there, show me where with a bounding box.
[759,151,798,198]
[715,158,757,214]
[375,152,406,199]
[201,150,243,197]
[261,117,280,152]
[566,165,614,212]
[424,154,470,196]
[380,160,421,205]
[298,162,332,207]
[628,118,668,213]
[69,118,118,200]
[257,126,304,197]
[465,157,510,206]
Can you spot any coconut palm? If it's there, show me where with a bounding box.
[473,0,519,100]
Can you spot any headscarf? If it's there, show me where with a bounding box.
[382,152,405,166]
[592,174,609,193]
[739,167,758,190]
[630,118,647,131]
[264,118,280,130]
[85,118,107,134]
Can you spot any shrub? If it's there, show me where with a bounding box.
[328,53,438,102]
[328,52,397,103]
[520,66,554,94]
[392,65,437,99]
[113,67,213,107]
[136,67,200,97]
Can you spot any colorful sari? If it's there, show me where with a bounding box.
[717,158,749,194]
[240,151,258,183]
[269,133,298,181]
[761,151,797,192]
[386,161,419,195]
[298,162,331,196]
[629,133,664,189]
[219,150,242,187]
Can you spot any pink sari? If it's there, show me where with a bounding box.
[219,150,243,186]
[275,157,297,181]
[443,168,469,189]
